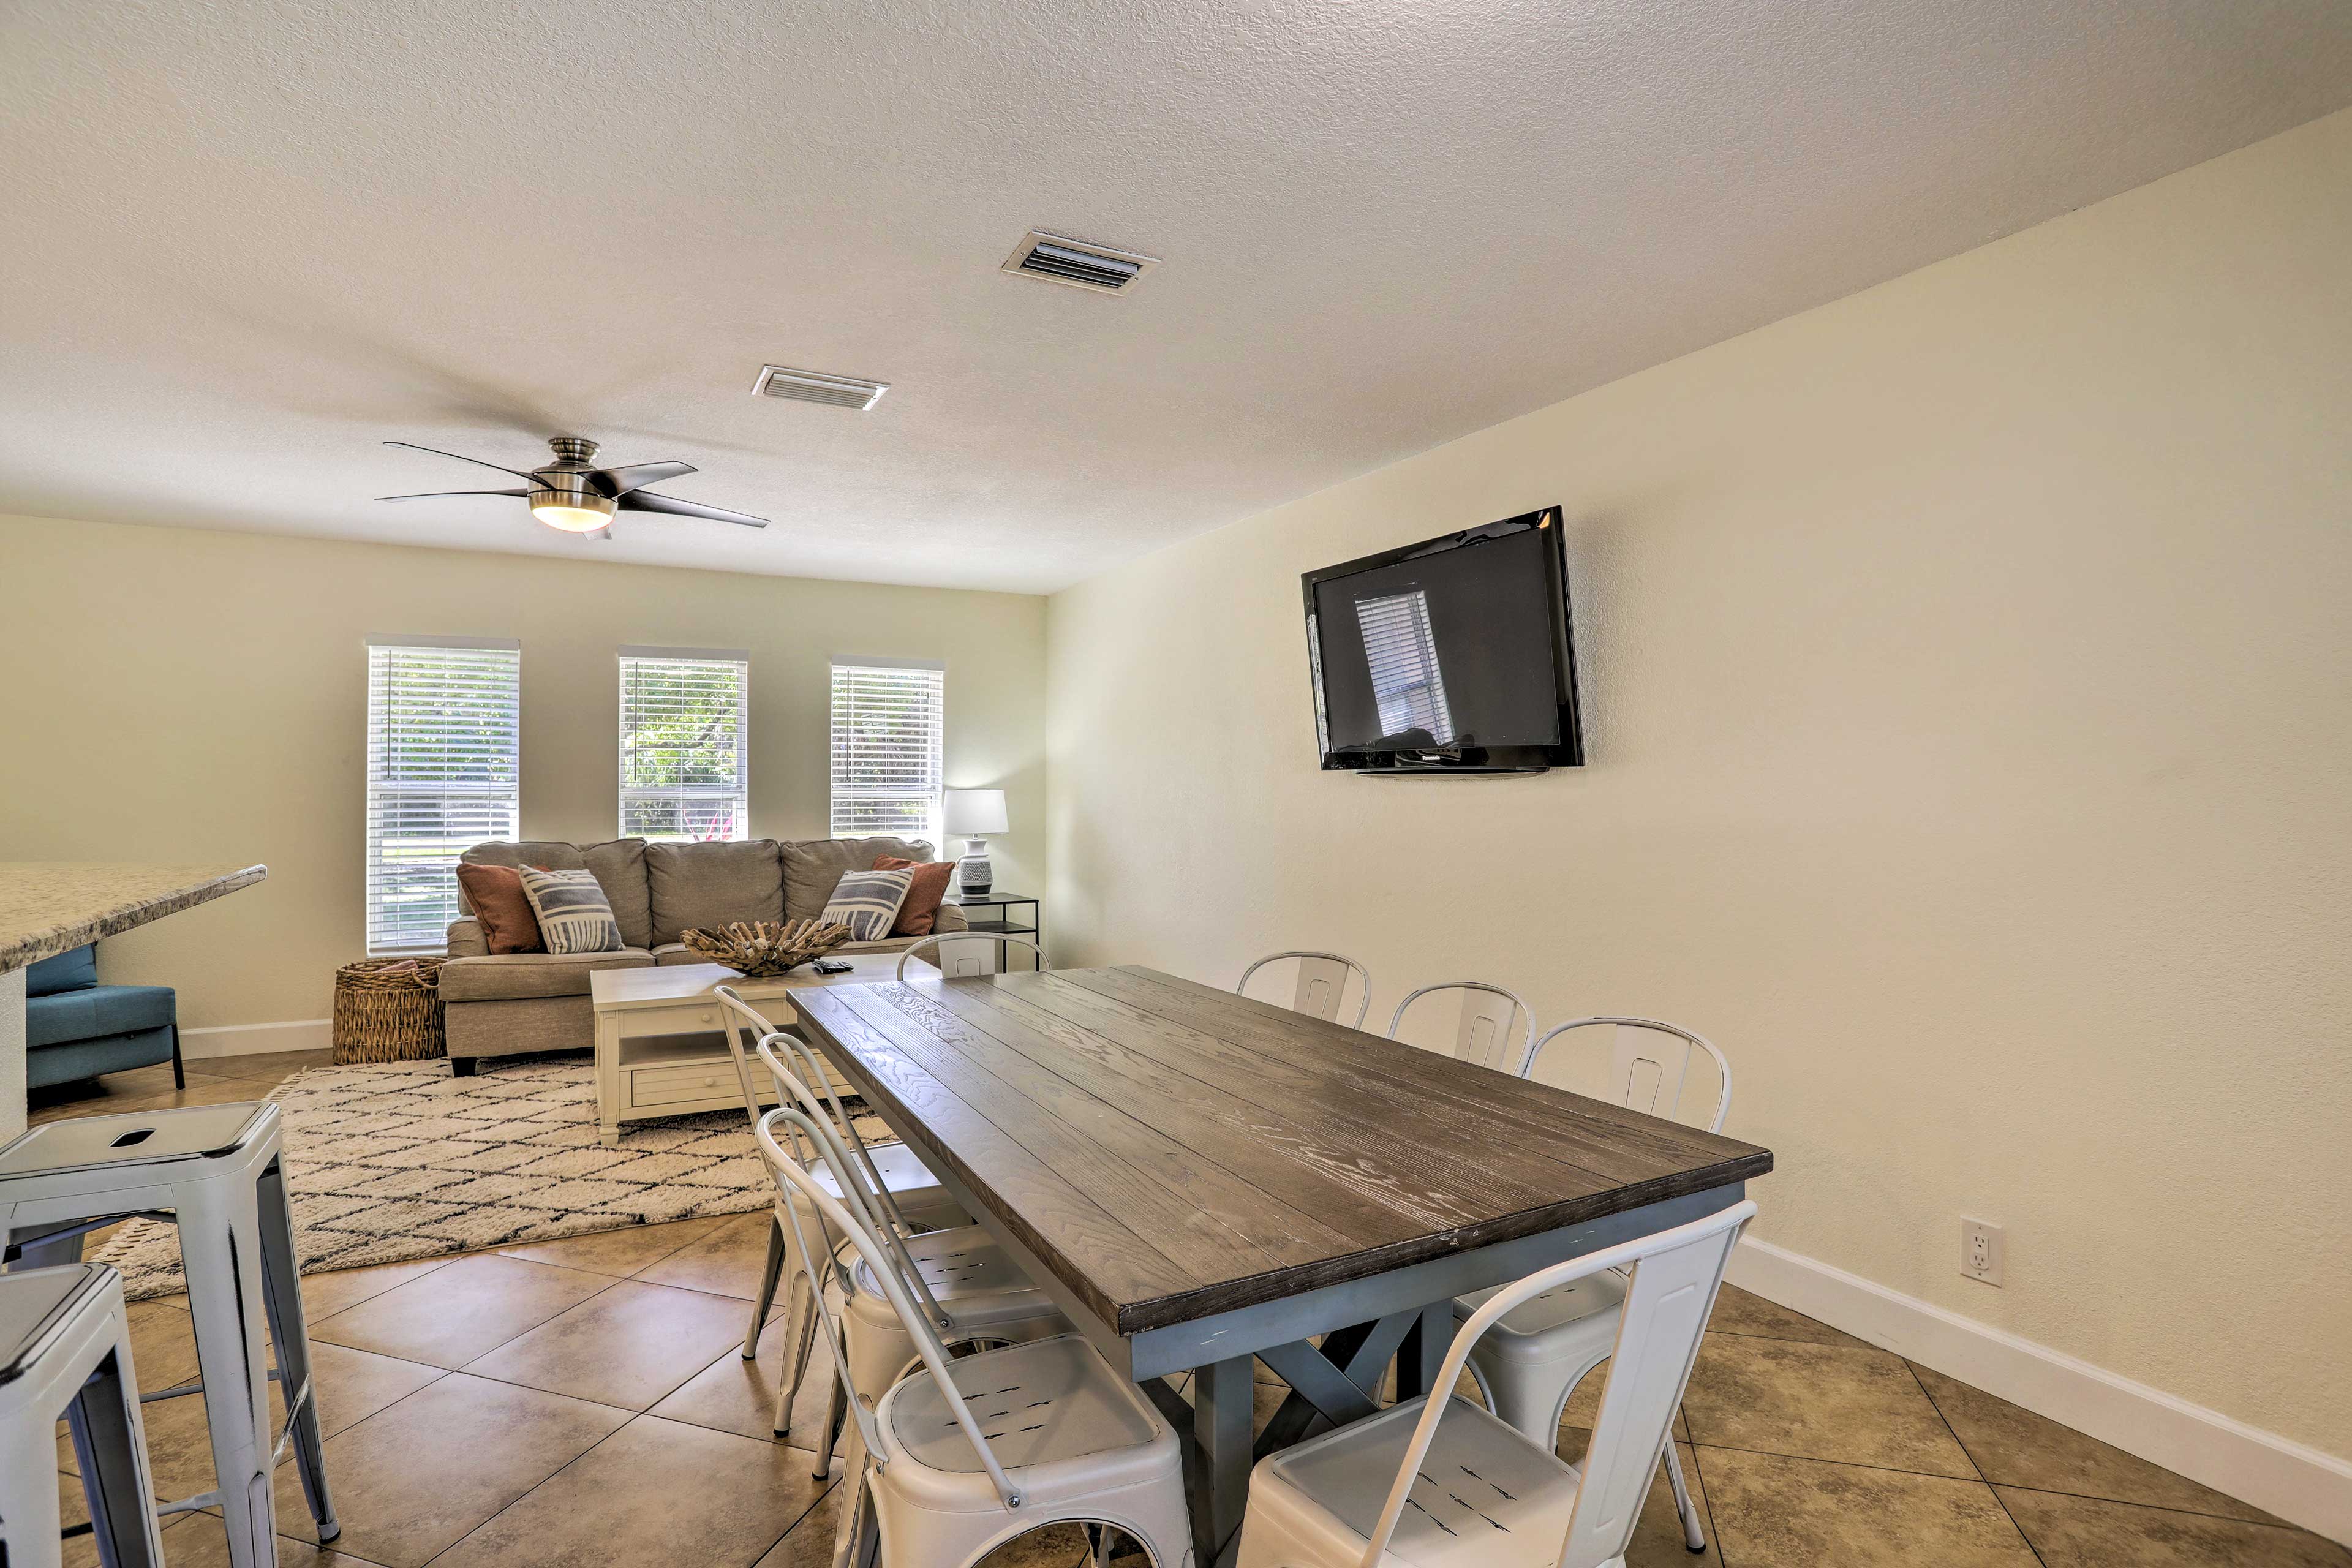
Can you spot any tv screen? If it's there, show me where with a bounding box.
[1302,508,1583,774]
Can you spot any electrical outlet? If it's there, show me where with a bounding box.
[1961,1218,2005,1286]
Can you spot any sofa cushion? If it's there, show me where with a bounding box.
[26,944,97,996]
[455,864,543,953]
[459,840,586,889]
[821,868,914,943]
[645,840,786,945]
[579,840,654,949]
[518,869,626,955]
[459,839,655,951]
[873,856,956,937]
[25,984,175,1049]
[781,837,935,921]
[437,949,654,1003]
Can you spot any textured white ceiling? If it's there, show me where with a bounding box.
[4,1,2348,594]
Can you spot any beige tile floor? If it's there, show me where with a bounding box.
[34,1054,2352,1568]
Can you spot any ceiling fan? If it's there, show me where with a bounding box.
[378,435,769,538]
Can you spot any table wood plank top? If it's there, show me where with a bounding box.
[791,965,1772,1336]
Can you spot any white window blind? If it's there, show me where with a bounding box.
[1355,589,1456,744]
[365,639,521,955]
[619,650,749,842]
[830,662,944,843]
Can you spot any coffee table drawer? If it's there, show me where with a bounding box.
[630,1060,755,1109]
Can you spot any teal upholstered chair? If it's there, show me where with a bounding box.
[23,945,183,1091]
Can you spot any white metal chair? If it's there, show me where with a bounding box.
[712,986,967,1439]
[1453,1017,1735,1553]
[753,1034,1068,1481]
[753,1106,1191,1568]
[1235,951,1372,1029]
[894,932,1047,981]
[0,1103,339,1568]
[1238,1200,1754,1568]
[1,1263,168,1568]
[1383,981,1536,1073]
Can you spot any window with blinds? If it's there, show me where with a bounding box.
[1355,589,1457,744]
[365,639,521,954]
[830,661,944,843]
[619,649,750,842]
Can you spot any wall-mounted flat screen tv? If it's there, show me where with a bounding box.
[1302,507,1583,774]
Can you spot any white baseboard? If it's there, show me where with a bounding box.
[1726,1235,2352,1546]
[179,1019,331,1059]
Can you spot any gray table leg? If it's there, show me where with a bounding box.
[1191,1355,1253,1566]
[1394,1300,1454,1402]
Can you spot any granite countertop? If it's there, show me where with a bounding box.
[0,863,267,971]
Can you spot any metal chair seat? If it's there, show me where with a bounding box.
[848,1223,1060,1327]
[0,1103,267,1182]
[1455,1269,1626,1356]
[880,1332,1162,1478]
[1250,1395,1583,1568]
[794,1139,959,1222]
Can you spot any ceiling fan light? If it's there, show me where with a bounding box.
[531,501,615,532]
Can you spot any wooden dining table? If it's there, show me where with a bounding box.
[791,963,1773,1567]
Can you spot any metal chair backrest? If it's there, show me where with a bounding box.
[710,984,778,1133]
[1355,1200,1755,1568]
[750,1033,957,1336]
[716,983,933,1239]
[895,932,1046,982]
[1235,951,1371,1029]
[1518,1017,1732,1132]
[1385,980,1535,1072]
[753,1106,1030,1509]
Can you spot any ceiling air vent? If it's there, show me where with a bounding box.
[1001,230,1159,294]
[750,366,889,410]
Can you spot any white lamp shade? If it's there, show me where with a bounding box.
[943,788,1009,835]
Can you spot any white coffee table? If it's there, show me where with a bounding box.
[588,954,903,1146]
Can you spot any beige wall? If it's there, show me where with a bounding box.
[1047,110,2352,1457]
[0,517,1046,1027]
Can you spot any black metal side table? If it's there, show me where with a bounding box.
[940,891,1041,971]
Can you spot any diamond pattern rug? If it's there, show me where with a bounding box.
[91,1057,888,1300]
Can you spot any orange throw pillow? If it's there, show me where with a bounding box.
[875,855,954,937]
[456,862,545,954]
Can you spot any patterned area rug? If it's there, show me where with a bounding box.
[91,1057,886,1301]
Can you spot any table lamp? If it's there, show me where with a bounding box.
[942,788,1009,896]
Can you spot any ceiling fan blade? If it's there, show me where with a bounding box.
[377,489,531,501]
[617,490,769,529]
[383,440,542,483]
[592,461,696,498]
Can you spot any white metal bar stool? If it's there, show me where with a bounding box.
[1453,1016,1735,1553]
[1235,951,1372,1028]
[1237,1200,1754,1568]
[1384,980,1536,1072]
[0,1103,339,1568]
[755,1107,1190,1568]
[711,985,967,1426]
[1,1263,169,1568]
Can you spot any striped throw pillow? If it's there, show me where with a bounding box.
[517,867,624,955]
[820,868,914,944]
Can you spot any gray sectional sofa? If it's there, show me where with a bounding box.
[439,835,965,1075]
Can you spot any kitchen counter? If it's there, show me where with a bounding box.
[1,862,266,1139]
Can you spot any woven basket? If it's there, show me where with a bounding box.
[331,957,447,1064]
